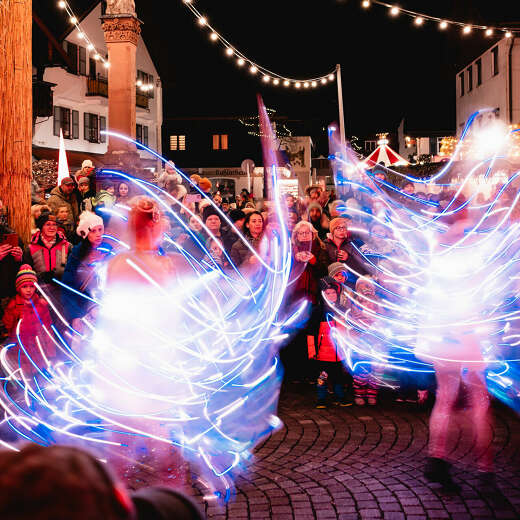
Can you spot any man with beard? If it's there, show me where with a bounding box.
[306,202,329,241]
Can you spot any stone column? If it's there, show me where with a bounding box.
[101,14,142,173]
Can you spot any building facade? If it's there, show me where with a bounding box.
[32,2,162,171]
[456,37,520,136]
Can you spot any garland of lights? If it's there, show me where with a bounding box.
[239,108,293,138]
[360,0,517,38]
[180,0,336,89]
[56,1,154,93]
[57,0,110,69]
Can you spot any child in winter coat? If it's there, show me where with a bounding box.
[2,265,56,377]
[307,277,351,408]
[349,276,383,406]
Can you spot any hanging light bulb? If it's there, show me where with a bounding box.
[321,78,327,84]
[87,43,94,51]
[485,28,494,36]
[77,32,85,39]
[226,48,234,56]
[328,74,335,81]
[295,82,301,89]
[463,25,472,34]
[250,65,258,74]
[104,62,110,69]
[311,81,317,87]
[237,58,245,66]
[136,79,143,86]
[210,32,218,41]
[198,17,207,26]
[70,16,78,24]
[414,17,424,26]
[362,0,370,8]
[58,0,66,8]
[283,80,290,87]
[389,6,399,16]
[93,53,100,61]
[505,31,512,38]
[273,79,280,85]
[303,82,310,88]
[439,21,448,30]
[263,75,270,83]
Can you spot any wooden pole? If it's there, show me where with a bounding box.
[0,0,32,244]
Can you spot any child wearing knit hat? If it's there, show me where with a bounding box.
[2,265,56,375]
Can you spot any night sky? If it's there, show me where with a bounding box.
[137,0,518,136]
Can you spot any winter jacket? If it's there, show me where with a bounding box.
[289,238,328,305]
[61,241,113,321]
[323,237,368,287]
[307,303,347,362]
[93,190,116,209]
[2,294,55,374]
[47,186,80,223]
[0,225,22,298]
[230,234,263,267]
[23,230,72,282]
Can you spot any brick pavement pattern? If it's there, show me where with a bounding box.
[187,385,520,520]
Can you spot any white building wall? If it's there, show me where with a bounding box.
[33,3,163,164]
[455,37,520,137]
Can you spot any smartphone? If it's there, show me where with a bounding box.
[1,233,18,247]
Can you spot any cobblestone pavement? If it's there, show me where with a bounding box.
[186,384,520,520]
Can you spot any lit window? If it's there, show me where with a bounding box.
[170,135,186,151]
[212,134,229,150]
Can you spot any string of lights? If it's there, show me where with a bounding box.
[56,0,110,69]
[55,1,154,93]
[180,0,336,89]
[360,0,517,38]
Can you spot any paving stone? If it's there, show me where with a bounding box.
[135,386,520,520]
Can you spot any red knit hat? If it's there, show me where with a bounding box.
[15,264,37,290]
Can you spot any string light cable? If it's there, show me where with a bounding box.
[56,1,155,92]
[56,0,110,68]
[180,0,336,88]
[360,0,518,38]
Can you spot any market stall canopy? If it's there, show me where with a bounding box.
[362,136,409,168]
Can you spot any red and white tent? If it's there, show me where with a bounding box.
[362,137,409,168]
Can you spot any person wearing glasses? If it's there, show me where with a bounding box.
[323,217,368,288]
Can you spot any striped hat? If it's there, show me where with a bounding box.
[15,264,37,290]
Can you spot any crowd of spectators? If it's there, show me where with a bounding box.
[5,162,507,410]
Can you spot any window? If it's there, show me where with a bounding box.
[84,113,100,143]
[65,41,78,75]
[137,70,154,98]
[459,73,464,97]
[492,46,499,75]
[135,124,148,146]
[100,116,107,143]
[212,134,229,150]
[89,57,96,79]
[467,65,473,92]
[72,110,79,139]
[170,135,186,151]
[53,106,71,138]
[78,46,87,75]
[476,58,482,86]
[364,140,376,153]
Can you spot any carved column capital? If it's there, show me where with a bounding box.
[101,15,142,46]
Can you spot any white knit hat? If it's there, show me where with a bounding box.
[76,211,103,238]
